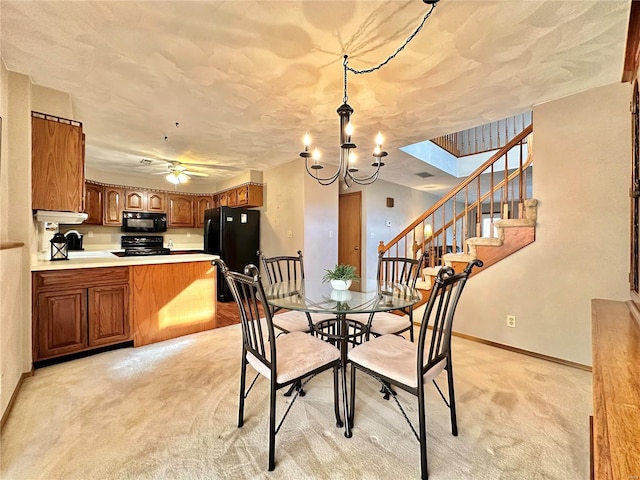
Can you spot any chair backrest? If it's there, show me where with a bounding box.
[417,259,483,378]
[377,252,427,288]
[258,250,305,285]
[214,258,276,373]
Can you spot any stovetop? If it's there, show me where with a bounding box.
[120,235,170,257]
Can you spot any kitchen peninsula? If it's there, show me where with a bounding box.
[31,251,219,365]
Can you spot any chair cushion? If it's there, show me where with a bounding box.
[347,334,446,388]
[247,331,340,384]
[272,311,313,333]
[368,312,411,336]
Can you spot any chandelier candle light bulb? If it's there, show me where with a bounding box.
[299,0,439,187]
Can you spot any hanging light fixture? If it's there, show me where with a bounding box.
[166,170,189,184]
[300,0,440,188]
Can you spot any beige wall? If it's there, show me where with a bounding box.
[261,159,338,277]
[343,179,441,284]
[452,82,631,366]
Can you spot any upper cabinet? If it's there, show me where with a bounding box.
[32,112,84,212]
[81,181,262,227]
[237,184,263,207]
[195,195,213,228]
[104,186,123,225]
[168,194,194,227]
[84,182,103,225]
[124,189,166,212]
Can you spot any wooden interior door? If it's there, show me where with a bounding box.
[338,192,362,276]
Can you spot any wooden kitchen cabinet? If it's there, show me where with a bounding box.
[32,267,130,362]
[88,285,130,347]
[131,261,216,346]
[124,190,146,211]
[147,192,166,212]
[124,189,166,212]
[236,184,263,207]
[36,289,87,359]
[168,194,194,227]
[84,182,103,225]
[104,186,123,225]
[195,195,213,228]
[31,112,85,213]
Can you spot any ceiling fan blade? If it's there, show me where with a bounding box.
[183,170,208,177]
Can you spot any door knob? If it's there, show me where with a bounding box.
[354,246,359,250]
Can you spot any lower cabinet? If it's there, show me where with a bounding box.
[33,267,130,362]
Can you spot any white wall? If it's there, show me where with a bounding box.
[453,82,631,366]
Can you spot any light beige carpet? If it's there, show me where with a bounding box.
[0,324,591,479]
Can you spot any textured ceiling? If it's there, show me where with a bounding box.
[0,0,631,191]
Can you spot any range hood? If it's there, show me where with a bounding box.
[34,210,88,225]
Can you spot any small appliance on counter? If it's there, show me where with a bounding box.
[115,235,171,257]
[64,230,84,251]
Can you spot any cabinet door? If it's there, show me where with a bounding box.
[147,192,166,212]
[236,186,249,206]
[195,195,213,228]
[226,189,238,207]
[36,289,88,360]
[124,190,145,211]
[104,187,123,225]
[168,194,194,227]
[88,285,130,347]
[219,192,228,207]
[32,114,84,212]
[84,182,103,224]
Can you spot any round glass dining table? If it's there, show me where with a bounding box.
[263,278,422,438]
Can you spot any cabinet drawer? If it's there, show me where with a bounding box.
[34,267,129,290]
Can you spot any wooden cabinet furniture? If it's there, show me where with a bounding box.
[81,181,261,226]
[124,189,166,212]
[84,182,103,225]
[195,195,213,228]
[217,184,262,209]
[32,267,130,362]
[168,194,195,227]
[147,191,166,212]
[31,112,85,213]
[236,183,263,207]
[104,186,123,225]
[131,261,216,346]
[591,299,640,480]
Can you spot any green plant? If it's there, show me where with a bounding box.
[322,264,359,283]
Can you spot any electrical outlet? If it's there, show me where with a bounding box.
[506,315,516,328]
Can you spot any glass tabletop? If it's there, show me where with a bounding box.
[264,278,422,315]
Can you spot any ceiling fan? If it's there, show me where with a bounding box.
[141,158,228,184]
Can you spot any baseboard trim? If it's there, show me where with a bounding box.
[1,370,34,430]
[450,330,592,372]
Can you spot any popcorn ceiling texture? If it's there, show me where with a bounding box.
[0,1,629,189]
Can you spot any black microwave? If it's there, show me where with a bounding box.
[121,211,167,233]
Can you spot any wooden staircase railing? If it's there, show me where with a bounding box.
[379,124,533,268]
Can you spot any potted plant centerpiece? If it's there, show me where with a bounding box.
[323,264,359,291]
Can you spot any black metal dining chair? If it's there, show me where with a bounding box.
[213,258,342,472]
[347,259,482,480]
[258,250,323,335]
[365,251,428,342]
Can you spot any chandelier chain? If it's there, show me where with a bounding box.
[344,2,437,76]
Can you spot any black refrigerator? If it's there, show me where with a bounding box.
[204,207,260,302]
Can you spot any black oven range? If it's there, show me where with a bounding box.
[114,235,170,257]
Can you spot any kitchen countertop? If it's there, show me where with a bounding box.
[31,250,220,271]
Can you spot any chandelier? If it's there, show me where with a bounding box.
[300,0,440,188]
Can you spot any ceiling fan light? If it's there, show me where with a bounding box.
[166,172,180,184]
